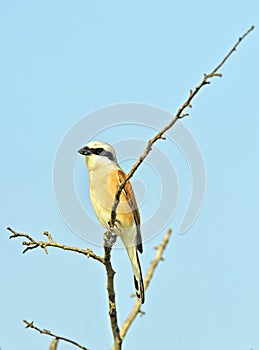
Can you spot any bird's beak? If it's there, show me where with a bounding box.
[78,146,91,156]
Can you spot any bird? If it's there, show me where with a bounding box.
[78,141,145,304]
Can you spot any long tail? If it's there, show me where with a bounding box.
[124,244,145,304]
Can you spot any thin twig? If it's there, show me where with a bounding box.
[23,320,90,350]
[103,232,122,350]
[49,338,59,350]
[118,229,173,344]
[7,227,104,264]
[109,25,255,228]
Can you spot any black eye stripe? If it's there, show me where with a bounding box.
[101,151,115,161]
[90,148,114,161]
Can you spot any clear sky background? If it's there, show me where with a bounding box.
[0,1,259,350]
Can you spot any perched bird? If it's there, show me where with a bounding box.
[78,141,144,303]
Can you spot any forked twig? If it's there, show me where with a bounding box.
[23,320,90,350]
[110,25,255,228]
[7,227,104,264]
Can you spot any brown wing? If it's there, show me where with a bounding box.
[117,169,143,253]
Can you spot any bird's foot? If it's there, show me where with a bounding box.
[104,231,117,247]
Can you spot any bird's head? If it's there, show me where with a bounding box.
[78,141,117,169]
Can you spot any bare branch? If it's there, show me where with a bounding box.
[17,228,172,350]
[118,229,173,343]
[23,320,90,350]
[7,227,104,264]
[103,232,122,350]
[209,25,254,76]
[110,25,254,228]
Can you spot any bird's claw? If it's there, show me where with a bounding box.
[104,231,117,247]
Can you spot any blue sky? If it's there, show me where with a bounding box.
[0,1,258,350]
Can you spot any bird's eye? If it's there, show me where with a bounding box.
[95,148,103,155]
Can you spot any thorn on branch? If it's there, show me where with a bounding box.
[158,135,166,141]
[24,320,34,328]
[138,310,146,317]
[42,244,48,254]
[44,231,54,242]
[22,245,39,254]
[178,113,189,119]
[7,226,15,234]
[86,248,94,258]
